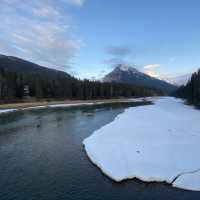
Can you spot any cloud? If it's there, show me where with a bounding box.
[143,63,162,79]
[0,0,84,70]
[32,4,60,17]
[103,45,135,69]
[102,58,137,69]
[107,46,132,57]
[64,0,85,6]
[12,33,32,43]
[143,64,160,69]
[102,58,124,65]
[144,70,161,78]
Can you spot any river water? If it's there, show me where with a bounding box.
[0,103,199,200]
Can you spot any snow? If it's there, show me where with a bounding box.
[117,64,139,74]
[118,65,130,72]
[48,102,102,108]
[22,106,47,110]
[0,109,17,114]
[173,170,200,191]
[163,74,192,86]
[83,97,200,191]
[0,98,146,115]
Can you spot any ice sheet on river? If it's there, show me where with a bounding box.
[83,97,200,191]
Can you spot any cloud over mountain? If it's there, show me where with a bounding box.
[107,46,132,57]
[144,64,160,69]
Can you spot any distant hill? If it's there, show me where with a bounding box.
[162,74,192,86]
[0,54,72,79]
[103,64,177,93]
[0,55,164,102]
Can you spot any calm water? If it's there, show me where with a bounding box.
[0,103,199,200]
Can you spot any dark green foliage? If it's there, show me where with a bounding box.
[0,69,163,103]
[175,69,200,106]
[0,55,163,103]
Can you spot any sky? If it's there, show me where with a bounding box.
[1,0,200,80]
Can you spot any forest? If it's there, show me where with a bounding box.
[175,69,200,106]
[0,68,163,103]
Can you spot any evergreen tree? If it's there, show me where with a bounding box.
[175,69,200,106]
[0,67,163,103]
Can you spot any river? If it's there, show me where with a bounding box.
[0,103,199,200]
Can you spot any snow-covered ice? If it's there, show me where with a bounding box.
[173,169,200,191]
[83,97,200,191]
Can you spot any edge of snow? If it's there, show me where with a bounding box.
[83,97,200,191]
[83,100,163,183]
[0,97,154,115]
[172,169,200,191]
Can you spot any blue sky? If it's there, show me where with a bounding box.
[1,0,200,79]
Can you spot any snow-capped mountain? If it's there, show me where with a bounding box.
[162,74,192,86]
[103,64,177,93]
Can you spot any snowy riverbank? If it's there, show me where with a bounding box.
[83,97,200,191]
[0,98,149,115]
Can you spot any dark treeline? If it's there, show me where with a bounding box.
[0,68,163,103]
[175,69,200,106]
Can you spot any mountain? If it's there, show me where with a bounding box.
[162,74,192,86]
[0,55,163,102]
[0,54,72,79]
[103,64,177,93]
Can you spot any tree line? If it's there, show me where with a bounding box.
[175,69,200,106]
[0,68,163,103]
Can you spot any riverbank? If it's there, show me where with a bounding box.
[0,97,153,114]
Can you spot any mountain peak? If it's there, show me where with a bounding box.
[162,73,192,86]
[103,64,177,93]
[115,64,139,74]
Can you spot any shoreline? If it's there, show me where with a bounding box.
[83,97,200,191]
[0,97,153,114]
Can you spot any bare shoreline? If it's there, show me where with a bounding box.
[0,97,152,114]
